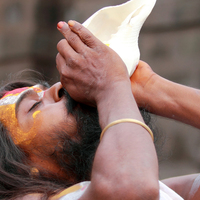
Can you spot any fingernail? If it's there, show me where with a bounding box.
[68,20,76,27]
[57,21,65,29]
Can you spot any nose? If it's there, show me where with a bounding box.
[44,82,63,102]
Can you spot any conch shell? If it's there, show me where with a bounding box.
[83,0,156,76]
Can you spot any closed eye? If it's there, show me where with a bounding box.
[29,101,41,112]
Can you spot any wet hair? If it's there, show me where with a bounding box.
[0,80,159,199]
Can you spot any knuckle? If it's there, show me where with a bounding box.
[62,26,70,36]
[59,65,68,77]
[67,57,73,66]
[82,33,92,43]
[67,56,79,66]
[82,51,88,57]
[68,34,77,43]
[74,23,83,33]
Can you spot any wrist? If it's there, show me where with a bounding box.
[95,79,130,105]
[142,75,175,115]
[96,80,144,129]
[134,73,162,111]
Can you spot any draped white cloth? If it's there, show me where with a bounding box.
[159,181,184,200]
[57,181,184,200]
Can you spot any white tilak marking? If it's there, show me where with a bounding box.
[0,89,28,106]
[0,90,44,106]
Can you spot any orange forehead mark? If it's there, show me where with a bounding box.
[32,87,43,92]
[2,86,42,99]
[1,86,44,106]
[2,87,29,99]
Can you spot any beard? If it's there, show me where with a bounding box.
[48,88,101,185]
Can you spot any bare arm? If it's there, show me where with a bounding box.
[56,21,159,200]
[131,61,200,199]
[131,61,200,129]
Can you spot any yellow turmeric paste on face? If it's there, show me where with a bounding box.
[0,86,43,145]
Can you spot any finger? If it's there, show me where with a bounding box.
[68,20,102,49]
[56,53,66,70]
[56,53,72,79]
[57,38,78,58]
[57,21,86,54]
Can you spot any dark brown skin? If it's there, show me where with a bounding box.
[56,20,129,107]
[56,21,159,200]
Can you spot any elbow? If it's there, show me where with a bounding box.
[92,178,159,200]
[139,183,160,200]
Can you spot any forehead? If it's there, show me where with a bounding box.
[0,85,45,145]
[0,85,43,106]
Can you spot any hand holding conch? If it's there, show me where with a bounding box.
[83,0,156,76]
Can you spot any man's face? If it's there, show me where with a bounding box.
[0,82,78,176]
[0,81,101,182]
[0,82,76,146]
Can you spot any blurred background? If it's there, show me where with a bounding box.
[0,0,200,179]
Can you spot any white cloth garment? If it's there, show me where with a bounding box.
[58,181,184,200]
[159,181,184,200]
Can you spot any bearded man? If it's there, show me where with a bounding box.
[0,20,197,200]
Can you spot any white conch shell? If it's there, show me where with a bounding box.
[83,0,156,76]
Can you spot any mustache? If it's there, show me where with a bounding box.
[61,87,98,116]
[59,87,79,115]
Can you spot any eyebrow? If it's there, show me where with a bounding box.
[15,89,36,118]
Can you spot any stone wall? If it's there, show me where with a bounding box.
[0,0,200,180]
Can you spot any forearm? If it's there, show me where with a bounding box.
[57,22,159,200]
[81,82,159,200]
[97,81,144,127]
[142,74,200,129]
